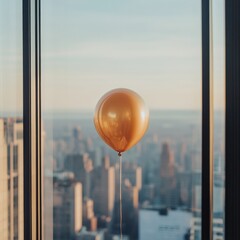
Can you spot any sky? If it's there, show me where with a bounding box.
[0,0,23,114]
[0,0,225,113]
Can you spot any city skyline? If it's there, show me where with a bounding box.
[42,110,224,240]
[0,112,224,240]
[0,0,226,239]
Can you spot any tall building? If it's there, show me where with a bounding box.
[139,184,155,204]
[53,173,82,240]
[5,118,24,240]
[122,162,142,191]
[83,198,97,231]
[175,142,187,170]
[159,142,178,208]
[44,174,53,240]
[72,126,86,154]
[41,126,54,240]
[179,172,193,209]
[64,153,93,198]
[0,119,8,239]
[111,165,139,240]
[91,156,115,217]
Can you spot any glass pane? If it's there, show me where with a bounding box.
[41,1,202,239]
[212,0,225,239]
[0,1,23,240]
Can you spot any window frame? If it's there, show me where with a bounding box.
[23,0,42,239]
[201,1,213,240]
[225,0,240,239]
[22,0,238,240]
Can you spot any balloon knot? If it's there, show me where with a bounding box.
[118,152,122,157]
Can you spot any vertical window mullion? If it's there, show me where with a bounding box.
[35,0,42,238]
[23,0,32,239]
[225,0,240,239]
[202,0,214,239]
[23,0,42,239]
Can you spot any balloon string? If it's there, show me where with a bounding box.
[119,153,123,240]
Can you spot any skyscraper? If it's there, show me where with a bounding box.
[5,118,24,240]
[111,162,139,240]
[0,119,8,239]
[159,142,178,208]
[53,173,82,240]
[122,162,142,191]
[179,172,193,208]
[83,198,97,231]
[72,126,85,154]
[111,178,139,240]
[91,156,115,218]
[64,153,93,198]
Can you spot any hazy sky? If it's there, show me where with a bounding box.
[0,0,23,113]
[0,0,225,112]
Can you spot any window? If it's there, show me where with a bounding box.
[13,146,18,172]
[2,0,240,240]
[42,1,202,239]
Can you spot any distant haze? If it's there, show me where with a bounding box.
[0,0,225,112]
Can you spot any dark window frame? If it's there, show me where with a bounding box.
[22,0,239,240]
[225,0,240,239]
[23,0,42,239]
[201,1,213,239]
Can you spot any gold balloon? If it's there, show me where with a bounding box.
[94,88,149,154]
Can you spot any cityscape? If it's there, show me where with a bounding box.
[0,110,224,240]
[0,0,225,239]
[43,111,224,240]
